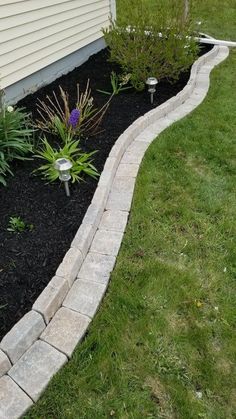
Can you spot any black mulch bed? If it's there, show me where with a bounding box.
[0,45,212,340]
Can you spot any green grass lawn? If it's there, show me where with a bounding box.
[25,2,236,418]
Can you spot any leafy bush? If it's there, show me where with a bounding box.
[36,81,111,140]
[103,0,199,90]
[0,91,33,185]
[34,136,98,183]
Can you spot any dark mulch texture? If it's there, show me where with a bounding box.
[0,45,211,340]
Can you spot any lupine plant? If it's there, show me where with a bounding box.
[0,89,33,186]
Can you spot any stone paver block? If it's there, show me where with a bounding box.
[63,279,107,318]
[0,376,33,419]
[78,251,116,284]
[198,65,213,74]
[189,89,206,104]
[90,229,123,257]
[120,150,143,165]
[33,276,69,324]
[82,203,103,228]
[0,350,11,378]
[56,247,83,286]
[195,74,210,90]
[106,176,135,211]
[167,104,194,122]
[8,340,67,402]
[98,157,118,188]
[40,307,90,358]
[92,186,109,207]
[146,99,176,124]
[126,140,149,155]
[115,163,139,178]
[120,140,148,165]
[148,117,174,136]
[109,132,130,158]
[0,310,45,364]
[99,210,129,233]
[71,222,96,259]
[135,129,155,143]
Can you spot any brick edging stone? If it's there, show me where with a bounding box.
[0,43,229,418]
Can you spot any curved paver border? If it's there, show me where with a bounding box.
[0,43,229,418]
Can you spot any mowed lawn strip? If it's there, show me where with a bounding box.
[25,1,236,418]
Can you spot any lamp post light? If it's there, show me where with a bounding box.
[54,158,73,197]
[146,77,158,104]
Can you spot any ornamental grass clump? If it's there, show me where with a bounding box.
[36,80,111,140]
[0,89,33,186]
[103,0,199,91]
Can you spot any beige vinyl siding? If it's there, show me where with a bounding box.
[0,0,111,88]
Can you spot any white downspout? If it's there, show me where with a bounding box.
[110,0,117,21]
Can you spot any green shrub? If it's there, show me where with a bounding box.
[0,91,33,185]
[103,0,199,90]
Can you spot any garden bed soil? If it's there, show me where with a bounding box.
[0,45,211,340]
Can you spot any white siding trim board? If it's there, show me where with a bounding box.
[4,37,106,104]
[1,12,109,63]
[0,1,109,43]
[1,0,115,101]
[0,0,108,31]
[2,27,107,88]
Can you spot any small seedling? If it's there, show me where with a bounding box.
[7,216,34,233]
[97,72,132,96]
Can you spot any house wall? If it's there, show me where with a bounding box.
[0,0,116,103]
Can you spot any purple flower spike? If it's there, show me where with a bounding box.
[68,109,80,129]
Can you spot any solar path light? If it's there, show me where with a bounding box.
[54,158,73,197]
[146,77,158,104]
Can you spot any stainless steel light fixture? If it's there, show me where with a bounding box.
[54,158,73,197]
[146,77,158,104]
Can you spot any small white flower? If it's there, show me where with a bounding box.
[223,267,227,273]
[7,105,14,112]
[214,306,219,311]
[197,21,202,26]
[196,391,203,399]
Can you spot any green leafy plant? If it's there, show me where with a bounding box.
[0,90,34,186]
[7,216,34,233]
[36,80,111,140]
[34,136,99,183]
[97,71,132,95]
[103,0,199,91]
